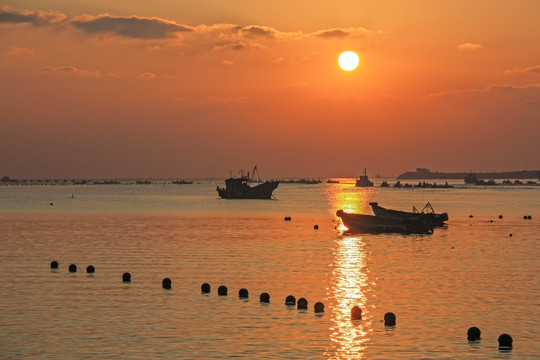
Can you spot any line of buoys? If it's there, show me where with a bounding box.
[384,312,396,326]
[201,283,211,293]
[218,285,228,296]
[285,295,296,305]
[122,272,131,282]
[86,265,95,274]
[260,292,270,303]
[69,264,77,273]
[238,288,249,299]
[467,326,481,341]
[297,298,308,310]
[162,278,171,289]
[50,261,59,269]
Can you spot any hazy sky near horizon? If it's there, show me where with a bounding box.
[1,1,539,179]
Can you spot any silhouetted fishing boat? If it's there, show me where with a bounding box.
[336,210,433,234]
[370,202,448,226]
[217,166,278,199]
[356,168,374,187]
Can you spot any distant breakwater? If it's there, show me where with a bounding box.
[397,169,540,180]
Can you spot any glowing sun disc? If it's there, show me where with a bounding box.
[338,51,359,71]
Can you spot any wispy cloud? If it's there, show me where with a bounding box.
[504,65,540,75]
[42,65,103,77]
[428,83,540,99]
[138,72,157,79]
[457,42,483,51]
[0,5,66,25]
[70,14,192,39]
[4,46,35,57]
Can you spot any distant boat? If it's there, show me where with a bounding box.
[172,180,193,184]
[370,202,448,227]
[217,166,278,199]
[356,169,374,187]
[475,179,496,186]
[336,210,433,234]
[280,179,322,184]
[464,173,478,184]
[136,180,151,185]
[327,179,339,184]
[380,181,390,187]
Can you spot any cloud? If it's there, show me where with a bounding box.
[312,27,372,39]
[42,65,103,77]
[138,72,157,79]
[4,46,35,57]
[221,60,234,66]
[0,5,66,25]
[70,14,192,39]
[504,65,540,75]
[457,42,483,51]
[239,25,275,39]
[515,99,540,110]
[428,83,540,99]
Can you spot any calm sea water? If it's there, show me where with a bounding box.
[1,180,539,359]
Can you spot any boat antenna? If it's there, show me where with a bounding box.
[250,165,261,182]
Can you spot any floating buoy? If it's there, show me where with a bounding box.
[201,283,211,293]
[384,312,396,326]
[297,298,308,310]
[122,272,131,282]
[284,216,291,221]
[86,265,95,273]
[498,333,513,348]
[351,306,362,320]
[467,326,481,341]
[499,215,503,219]
[50,203,53,206]
[314,225,319,230]
[524,215,528,220]
[50,261,59,269]
[68,264,77,273]
[238,288,249,299]
[218,285,228,296]
[510,233,513,237]
[469,215,473,218]
[162,278,171,289]
[528,215,532,220]
[314,302,324,313]
[285,295,296,305]
[259,292,270,303]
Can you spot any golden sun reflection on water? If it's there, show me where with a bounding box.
[327,235,371,359]
[325,183,374,359]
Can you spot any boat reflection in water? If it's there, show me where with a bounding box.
[326,234,371,359]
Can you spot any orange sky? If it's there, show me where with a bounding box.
[1,1,539,179]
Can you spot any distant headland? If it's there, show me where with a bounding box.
[397,168,540,180]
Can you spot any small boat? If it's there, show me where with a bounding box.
[475,179,496,186]
[336,210,433,234]
[172,180,193,184]
[356,168,374,187]
[464,173,478,184]
[380,181,390,187]
[370,202,448,227]
[217,166,278,199]
[327,179,339,184]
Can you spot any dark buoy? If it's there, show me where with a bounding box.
[510,233,513,237]
[50,261,59,269]
[201,283,211,293]
[528,215,532,220]
[162,278,172,289]
[68,264,77,273]
[285,295,296,305]
[284,216,291,221]
[259,292,270,303]
[351,306,362,320]
[218,285,228,296]
[297,298,308,310]
[384,312,396,326]
[86,265,95,273]
[122,272,131,282]
[498,333,513,348]
[467,326,481,341]
[314,224,319,230]
[314,302,325,313]
[499,215,503,219]
[238,288,249,298]
[50,203,53,206]
[469,215,473,218]
[524,215,527,220]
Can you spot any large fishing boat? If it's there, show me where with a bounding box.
[217,166,278,199]
[336,210,433,234]
[370,202,448,226]
[356,168,374,187]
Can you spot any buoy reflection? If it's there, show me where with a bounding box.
[327,235,370,359]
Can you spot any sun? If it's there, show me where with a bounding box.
[338,51,360,71]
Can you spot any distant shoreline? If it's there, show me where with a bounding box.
[397,169,540,180]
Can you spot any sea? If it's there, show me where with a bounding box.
[0,179,539,359]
